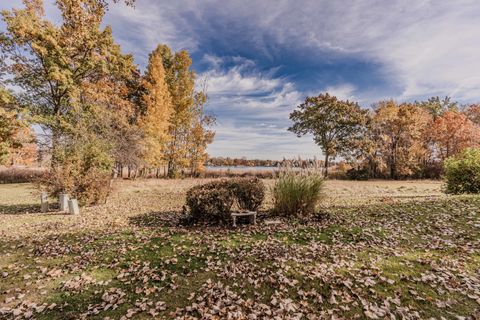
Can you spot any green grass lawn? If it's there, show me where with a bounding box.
[1,180,479,319]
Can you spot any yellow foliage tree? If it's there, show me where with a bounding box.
[152,45,195,177]
[139,46,173,167]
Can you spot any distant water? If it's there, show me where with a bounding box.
[205,166,279,172]
[205,166,308,172]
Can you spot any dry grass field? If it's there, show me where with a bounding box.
[1,179,480,319]
[0,179,444,239]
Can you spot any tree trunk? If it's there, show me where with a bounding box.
[390,141,397,179]
[390,152,397,179]
[112,162,120,178]
[167,160,177,178]
[50,128,60,169]
[324,153,329,178]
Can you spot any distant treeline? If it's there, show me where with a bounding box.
[289,94,480,179]
[206,157,325,168]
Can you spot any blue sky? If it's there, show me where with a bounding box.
[2,1,480,159]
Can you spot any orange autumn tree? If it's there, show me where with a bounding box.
[429,110,480,161]
[0,86,36,166]
[370,101,430,179]
[0,88,24,165]
[159,47,196,178]
[7,126,37,166]
[155,45,216,177]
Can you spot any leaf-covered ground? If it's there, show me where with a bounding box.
[1,179,479,319]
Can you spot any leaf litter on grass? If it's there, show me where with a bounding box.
[1,180,480,319]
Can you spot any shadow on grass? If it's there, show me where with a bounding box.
[0,203,41,215]
[0,203,61,215]
[129,210,284,230]
[129,211,186,228]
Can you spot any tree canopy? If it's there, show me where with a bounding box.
[289,93,367,177]
[0,0,215,203]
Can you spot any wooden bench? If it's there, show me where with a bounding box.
[231,211,257,227]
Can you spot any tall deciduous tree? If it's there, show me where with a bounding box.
[289,93,367,177]
[0,0,136,164]
[344,111,383,178]
[1,0,139,203]
[155,45,215,177]
[164,48,195,177]
[139,45,173,167]
[416,96,457,118]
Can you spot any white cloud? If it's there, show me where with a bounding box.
[202,54,223,69]
[323,84,356,101]
[199,55,282,95]
[203,67,282,96]
[104,3,198,67]
[259,0,480,102]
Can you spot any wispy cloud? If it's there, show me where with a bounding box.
[105,0,480,102]
[3,0,480,158]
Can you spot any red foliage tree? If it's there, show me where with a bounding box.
[429,111,480,160]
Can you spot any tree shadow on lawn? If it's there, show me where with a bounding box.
[0,203,41,215]
[129,210,186,228]
[129,210,274,229]
[0,203,61,215]
[128,196,467,232]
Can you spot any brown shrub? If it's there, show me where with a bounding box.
[37,137,115,206]
[229,177,265,211]
[185,180,234,223]
[185,177,266,224]
[39,166,112,206]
